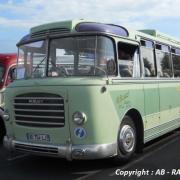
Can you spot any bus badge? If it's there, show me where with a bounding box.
[74,127,87,139]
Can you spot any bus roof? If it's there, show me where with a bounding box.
[18,19,180,48]
[137,29,180,47]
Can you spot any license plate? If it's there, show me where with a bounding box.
[26,133,50,142]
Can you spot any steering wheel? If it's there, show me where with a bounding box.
[57,66,69,77]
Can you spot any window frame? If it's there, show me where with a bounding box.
[171,47,180,78]
[17,39,48,80]
[155,42,173,78]
[117,41,141,79]
[140,39,157,78]
[5,64,16,85]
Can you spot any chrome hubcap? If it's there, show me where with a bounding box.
[119,125,135,153]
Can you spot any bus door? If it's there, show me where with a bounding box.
[141,39,160,139]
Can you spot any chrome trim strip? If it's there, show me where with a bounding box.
[15,148,58,156]
[15,114,64,119]
[3,136,117,160]
[14,144,58,154]
[111,78,180,83]
[14,109,64,113]
[14,103,63,106]
[15,120,64,125]
[14,97,63,100]
[145,117,180,132]
[144,123,180,143]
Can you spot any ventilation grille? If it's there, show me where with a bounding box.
[14,93,65,128]
[31,28,70,38]
[15,143,58,155]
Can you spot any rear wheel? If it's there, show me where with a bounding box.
[114,115,137,162]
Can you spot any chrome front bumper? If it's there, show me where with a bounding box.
[3,136,117,161]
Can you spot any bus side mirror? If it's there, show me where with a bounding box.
[107,60,116,75]
[11,69,16,81]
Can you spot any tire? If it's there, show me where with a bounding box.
[114,115,137,163]
[0,120,6,144]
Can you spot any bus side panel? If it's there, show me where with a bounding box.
[109,82,145,133]
[68,83,144,146]
[159,81,180,132]
[143,82,160,142]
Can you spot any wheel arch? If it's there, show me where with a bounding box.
[123,108,144,153]
[0,108,6,143]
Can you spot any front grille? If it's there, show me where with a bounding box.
[14,143,58,155]
[31,28,70,38]
[14,93,65,128]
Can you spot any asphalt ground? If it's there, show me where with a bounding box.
[0,128,179,180]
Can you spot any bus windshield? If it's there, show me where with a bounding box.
[17,40,47,79]
[17,36,116,79]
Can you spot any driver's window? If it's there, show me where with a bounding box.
[6,66,16,86]
[118,42,140,78]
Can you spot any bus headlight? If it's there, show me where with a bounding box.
[72,111,86,125]
[2,109,10,121]
[3,113,10,121]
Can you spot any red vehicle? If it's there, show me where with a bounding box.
[0,53,16,143]
[0,54,17,89]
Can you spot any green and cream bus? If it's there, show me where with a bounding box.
[3,20,180,161]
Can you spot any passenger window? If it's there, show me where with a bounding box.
[118,42,140,78]
[141,40,156,77]
[172,48,180,78]
[155,44,172,77]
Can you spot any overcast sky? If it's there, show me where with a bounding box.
[0,0,180,53]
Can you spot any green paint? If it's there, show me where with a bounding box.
[116,91,130,109]
[3,20,180,157]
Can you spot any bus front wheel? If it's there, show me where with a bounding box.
[0,120,6,144]
[115,115,137,162]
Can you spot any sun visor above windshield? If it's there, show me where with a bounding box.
[75,22,129,37]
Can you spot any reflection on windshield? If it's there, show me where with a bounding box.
[48,36,115,77]
[0,65,5,82]
[17,40,47,79]
[17,36,116,79]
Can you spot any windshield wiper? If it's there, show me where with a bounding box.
[33,56,47,73]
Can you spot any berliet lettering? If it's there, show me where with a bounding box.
[28,99,44,104]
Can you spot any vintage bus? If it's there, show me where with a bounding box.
[3,20,180,161]
[0,53,16,143]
